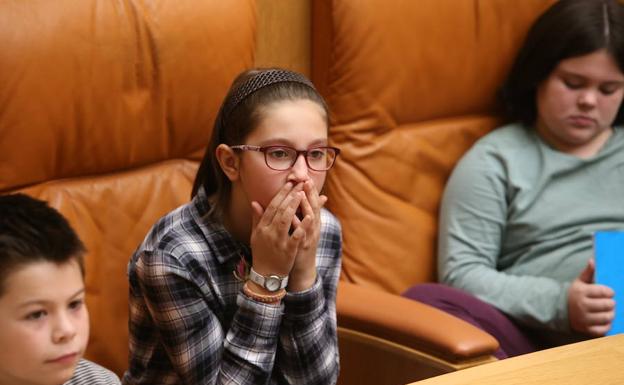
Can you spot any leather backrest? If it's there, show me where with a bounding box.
[312,0,555,294]
[0,0,256,375]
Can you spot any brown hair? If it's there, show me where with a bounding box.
[192,68,329,219]
[501,0,624,126]
[0,194,85,295]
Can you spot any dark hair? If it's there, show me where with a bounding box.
[501,0,624,126]
[192,68,329,218]
[0,194,86,295]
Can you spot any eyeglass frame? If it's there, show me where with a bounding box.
[230,144,340,171]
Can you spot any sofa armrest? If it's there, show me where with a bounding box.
[337,281,499,363]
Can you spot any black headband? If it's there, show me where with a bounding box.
[222,69,317,120]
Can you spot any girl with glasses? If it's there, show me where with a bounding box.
[123,69,341,385]
[404,0,624,359]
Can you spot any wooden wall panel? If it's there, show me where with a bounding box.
[255,0,311,76]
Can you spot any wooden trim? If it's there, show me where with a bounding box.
[255,0,311,76]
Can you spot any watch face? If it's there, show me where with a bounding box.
[265,276,281,291]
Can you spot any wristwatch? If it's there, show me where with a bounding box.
[248,267,289,292]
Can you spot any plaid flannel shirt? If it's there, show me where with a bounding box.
[122,188,342,385]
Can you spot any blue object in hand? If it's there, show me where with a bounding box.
[594,231,624,336]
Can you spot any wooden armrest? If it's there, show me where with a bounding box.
[337,281,499,363]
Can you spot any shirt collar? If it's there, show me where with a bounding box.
[190,186,250,265]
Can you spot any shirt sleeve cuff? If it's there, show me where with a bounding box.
[282,276,325,320]
[234,292,284,338]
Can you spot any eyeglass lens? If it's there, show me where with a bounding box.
[265,147,337,171]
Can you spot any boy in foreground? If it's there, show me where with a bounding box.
[0,194,120,385]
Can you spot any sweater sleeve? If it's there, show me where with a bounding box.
[437,144,570,332]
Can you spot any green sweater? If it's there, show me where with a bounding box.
[438,123,624,332]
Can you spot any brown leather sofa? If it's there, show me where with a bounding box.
[312,1,555,384]
[1,0,556,384]
[0,0,255,376]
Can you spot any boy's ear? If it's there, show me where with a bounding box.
[215,144,240,181]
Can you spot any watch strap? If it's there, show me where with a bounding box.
[249,267,289,291]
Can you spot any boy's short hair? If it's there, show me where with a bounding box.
[0,193,86,295]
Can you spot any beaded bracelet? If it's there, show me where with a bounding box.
[242,281,286,304]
